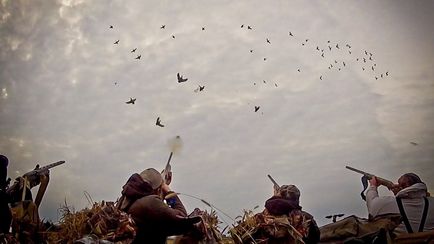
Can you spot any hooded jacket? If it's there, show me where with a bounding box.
[118,173,197,244]
[366,182,434,234]
[265,196,320,244]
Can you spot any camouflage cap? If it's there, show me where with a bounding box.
[139,168,163,190]
[279,184,300,200]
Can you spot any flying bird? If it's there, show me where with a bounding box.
[126,98,136,104]
[172,35,175,39]
[131,48,137,53]
[177,73,188,83]
[266,38,271,44]
[135,55,141,60]
[343,62,346,67]
[321,53,324,58]
[240,24,244,28]
[114,40,119,44]
[297,68,301,72]
[250,49,253,53]
[263,57,267,61]
[254,106,260,112]
[320,76,323,80]
[202,27,205,31]
[109,25,113,29]
[289,31,293,36]
[410,142,418,146]
[247,25,252,30]
[160,25,166,29]
[335,44,339,49]
[199,85,205,91]
[263,80,266,84]
[156,117,164,127]
[385,71,389,76]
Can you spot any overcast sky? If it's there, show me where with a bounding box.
[1,0,433,227]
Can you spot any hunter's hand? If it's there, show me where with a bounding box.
[369,176,379,187]
[161,182,171,195]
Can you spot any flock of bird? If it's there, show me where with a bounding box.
[108,23,391,129]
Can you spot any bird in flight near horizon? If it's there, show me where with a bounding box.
[177,73,188,83]
[255,106,260,112]
[126,98,136,104]
[131,48,137,53]
[109,25,113,29]
[289,31,293,36]
[135,55,141,60]
[410,142,418,146]
[161,25,165,29]
[114,40,119,44]
[266,38,271,44]
[156,117,165,127]
[247,25,252,30]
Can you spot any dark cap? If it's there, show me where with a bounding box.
[0,155,8,167]
[139,168,163,190]
[279,184,300,200]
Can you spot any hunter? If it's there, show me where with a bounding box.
[264,184,320,244]
[0,155,12,234]
[367,173,434,234]
[117,168,200,244]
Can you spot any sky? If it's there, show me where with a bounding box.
[1,0,434,228]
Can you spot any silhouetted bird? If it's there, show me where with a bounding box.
[365,50,368,55]
[161,25,166,29]
[381,74,383,78]
[114,82,118,85]
[349,51,352,54]
[316,46,320,51]
[177,73,188,83]
[263,57,267,61]
[410,142,418,146]
[305,39,309,42]
[172,35,175,39]
[156,117,164,127]
[250,49,253,53]
[254,106,260,112]
[247,26,252,30]
[336,44,339,49]
[375,76,378,80]
[109,25,113,29]
[372,66,375,71]
[240,24,244,28]
[320,76,323,80]
[362,67,365,71]
[321,53,324,58]
[275,83,278,87]
[263,80,266,84]
[199,85,205,91]
[114,40,119,44]
[327,40,330,43]
[202,27,205,31]
[135,55,141,60]
[266,38,271,44]
[297,68,301,72]
[386,71,389,76]
[289,32,293,36]
[131,48,137,53]
[126,98,136,104]
[343,62,346,67]
[328,46,332,51]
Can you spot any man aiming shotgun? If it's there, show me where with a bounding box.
[345,166,397,200]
